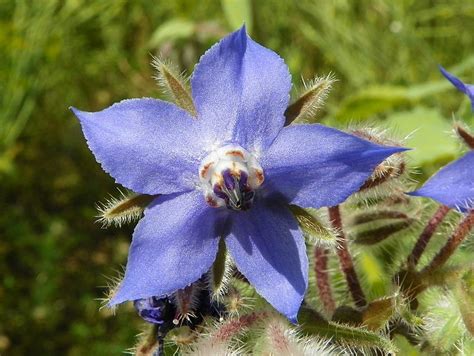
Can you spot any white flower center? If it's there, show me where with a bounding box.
[198,144,264,211]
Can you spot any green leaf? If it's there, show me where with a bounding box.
[385,107,459,167]
[221,0,252,33]
[335,85,409,122]
[149,19,195,47]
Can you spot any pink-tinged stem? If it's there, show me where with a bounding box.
[408,205,450,267]
[314,246,336,314]
[328,206,367,308]
[422,210,474,275]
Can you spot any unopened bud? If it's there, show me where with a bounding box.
[353,219,414,245]
[350,210,409,226]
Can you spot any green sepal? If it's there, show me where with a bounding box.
[298,306,397,353]
[362,297,395,331]
[209,238,228,299]
[289,205,336,246]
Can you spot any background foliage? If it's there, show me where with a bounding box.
[0,0,473,354]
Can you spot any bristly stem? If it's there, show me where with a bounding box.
[314,246,336,314]
[153,330,165,356]
[422,210,474,275]
[328,206,367,308]
[407,205,450,267]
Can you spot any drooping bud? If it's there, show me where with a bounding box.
[290,205,337,247]
[353,219,415,245]
[284,74,336,125]
[349,210,409,226]
[454,122,474,149]
[151,56,197,116]
[96,191,154,228]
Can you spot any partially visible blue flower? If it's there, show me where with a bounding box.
[71,26,404,322]
[409,151,474,212]
[439,65,474,111]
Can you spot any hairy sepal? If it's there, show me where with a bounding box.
[96,190,154,228]
[152,55,196,116]
[255,314,339,355]
[207,238,232,301]
[454,122,474,149]
[284,74,336,125]
[172,283,202,324]
[290,205,337,247]
[298,306,397,354]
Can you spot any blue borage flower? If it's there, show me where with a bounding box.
[439,65,474,111]
[409,151,474,212]
[71,26,403,322]
[410,66,474,212]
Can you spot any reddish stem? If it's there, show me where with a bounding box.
[422,210,474,274]
[408,205,450,267]
[314,246,336,314]
[328,206,366,308]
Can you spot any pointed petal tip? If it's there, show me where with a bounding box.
[371,144,410,158]
[69,106,88,121]
[406,189,421,198]
[288,314,298,325]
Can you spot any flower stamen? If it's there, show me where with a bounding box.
[199,145,263,211]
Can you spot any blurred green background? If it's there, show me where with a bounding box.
[0,0,473,354]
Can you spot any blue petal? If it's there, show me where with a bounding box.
[439,65,474,111]
[71,99,207,195]
[191,25,291,152]
[409,151,474,212]
[225,198,308,322]
[110,190,225,304]
[261,124,406,208]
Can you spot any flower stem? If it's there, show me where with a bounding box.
[422,210,474,275]
[328,206,366,308]
[314,246,336,314]
[407,205,450,267]
[153,331,165,356]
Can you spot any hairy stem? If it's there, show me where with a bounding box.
[422,210,474,274]
[314,246,336,314]
[407,205,450,267]
[328,206,366,308]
